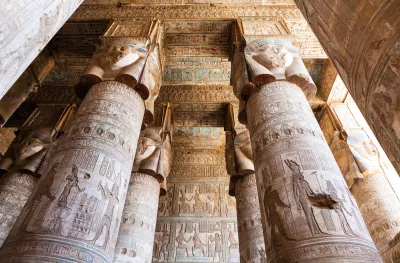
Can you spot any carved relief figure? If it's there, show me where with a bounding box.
[58,165,85,208]
[176,224,192,257]
[192,227,207,257]
[264,184,293,244]
[209,233,223,262]
[93,181,120,248]
[286,160,323,236]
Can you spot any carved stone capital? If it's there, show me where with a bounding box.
[226,130,255,180]
[134,127,172,183]
[239,37,316,101]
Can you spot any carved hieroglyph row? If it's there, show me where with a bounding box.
[0,82,145,263]
[246,81,380,262]
[71,5,303,20]
[153,219,239,263]
[114,173,161,263]
[234,174,266,263]
[157,182,236,219]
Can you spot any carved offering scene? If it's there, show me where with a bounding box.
[1,1,400,263]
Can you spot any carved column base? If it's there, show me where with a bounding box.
[246,81,381,262]
[0,172,37,247]
[114,173,160,263]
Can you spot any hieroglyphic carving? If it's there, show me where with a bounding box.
[165,46,230,58]
[114,173,161,263]
[0,0,83,99]
[0,82,145,262]
[294,0,400,174]
[163,61,231,85]
[326,102,400,261]
[232,175,266,263]
[153,219,238,263]
[0,104,75,248]
[157,85,237,103]
[246,81,380,262]
[71,5,303,21]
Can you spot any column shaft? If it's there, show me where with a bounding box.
[294,0,400,174]
[0,172,37,246]
[114,173,160,263]
[0,81,144,263]
[235,174,266,263]
[246,81,380,262]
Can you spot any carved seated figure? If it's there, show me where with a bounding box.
[226,130,255,179]
[133,128,171,183]
[0,128,53,175]
[76,39,150,100]
[243,37,316,100]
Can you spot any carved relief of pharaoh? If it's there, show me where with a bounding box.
[226,130,255,178]
[243,37,317,100]
[133,128,171,183]
[0,128,53,175]
[76,39,149,99]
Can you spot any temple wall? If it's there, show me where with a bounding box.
[152,127,240,263]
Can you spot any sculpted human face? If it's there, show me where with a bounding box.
[16,138,46,160]
[252,44,293,69]
[99,45,140,70]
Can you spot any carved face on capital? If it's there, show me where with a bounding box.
[252,44,293,69]
[98,45,140,70]
[348,130,379,169]
[14,129,52,160]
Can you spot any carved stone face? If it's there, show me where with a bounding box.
[252,44,293,69]
[98,45,140,70]
[348,130,379,167]
[16,137,47,160]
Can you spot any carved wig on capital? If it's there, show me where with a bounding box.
[242,37,316,100]
[0,128,53,175]
[133,128,171,183]
[226,130,255,178]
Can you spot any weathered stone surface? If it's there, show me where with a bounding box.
[0,68,39,127]
[0,81,145,262]
[294,0,400,174]
[0,0,83,99]
[114,173,160,263]
[246,81,380,262]
[232,174,266,263]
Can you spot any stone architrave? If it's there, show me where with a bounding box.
[0,68,39,127]
[331,130,400,261]
[0,20,163,262]
[294,0,400,174]
[114,128,172,263]
[231,37,381,262]
[0,0,83,99]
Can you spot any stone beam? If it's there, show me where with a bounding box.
[0,0,83,99]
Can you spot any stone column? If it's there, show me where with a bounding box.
[114,128,172,263]
[331,130,400,261]
[226,130,266,263]
[294,0,400,174]
[232,37,381,262]
[0,104,76,247]
[230,175,266,263]
[0,0,83,99]
[0,80,145,262]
